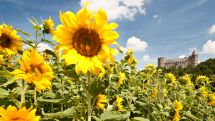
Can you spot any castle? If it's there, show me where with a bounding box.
[158,51,198,68]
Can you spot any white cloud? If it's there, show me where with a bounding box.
[209,25,215,34]
[143,55,150,62]
[202,40,215,55]
[126,36,148,51]
[153,14,158,19]
[153,14,162,23]
[196,0,208,5]
[179,55,186,58]
[80,0,146,21]
[142,54,157,66]
[37,43,53,52]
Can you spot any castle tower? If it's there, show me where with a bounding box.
[191,50,198,67]
[158,57,166,67]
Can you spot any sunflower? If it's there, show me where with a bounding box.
[0,105,40,121]
[125,49,138,67]
[165,73,176,84]
[53,4,119,75]
[200,86,208,97]
[172,111,180,121]
[151,85,158,97]
[42,17,54,34]
[12,48,54,92]
[95,94,107,110]
[208,93,215,106]
[144,64,157,76]
[174,100,183,111]
[180,74,191,84]
[116,95,123,111]
[0,24,22,55]
[163,88,168,97]
[117,72,126,87]
[196,75,209,86]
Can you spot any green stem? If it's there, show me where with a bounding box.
[61,79,64,111]
[34,87,37,107]
[51,103,54,113]
[87,73,92,121]
[87,91,92,121]
[20,80,26,106]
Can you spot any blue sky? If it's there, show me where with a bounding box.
[1,0,215,69]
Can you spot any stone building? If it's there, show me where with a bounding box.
[158,51,198,68]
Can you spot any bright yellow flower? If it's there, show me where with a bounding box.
[172,111,180,121]
[0,105,40,121]
[196,75,209,86]
[180,74,191,84]
[42,17,54,34]
[144,64,157,76]
[174,100,183,111]
[208,93,215,106]
[53,4,118,75]
[200,86,208,97]
[151,86,158,97]
[116,95,123,111]
[95,94,107,110]
[127,55,138,67]
[0,24,22,55]
[165,73,176,84]
[125,49,138,67]
[117,44,123,54]
[117,72,126,87]
[163,88,168,97]
[12,48,54,92]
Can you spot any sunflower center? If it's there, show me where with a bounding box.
[0,34,11,47]
[11,116,22,121]
[72,28,101,57]
[26,65,43,74]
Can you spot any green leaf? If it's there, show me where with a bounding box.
[43,90,56,98]
[23,40,34,47]
[1,79,15,87]
[16,29,31,37]
[37,98,64,103]
[33,25,41,30]
[88,79,109,98]
[63,65,79,79]
[162,112,169,117]
[42,107,78,119]
[100,111,130,121]
[37,96,70,104]
[183,111,198,120]
[0,70,12,78]
[32,17,39,25]
[132,117,150,121]
[41,38,55,46]
[43,49,57,58]
[157,104,163,110]
[0,88,9,98]
[28,18,37,26]
[92,116,102,121]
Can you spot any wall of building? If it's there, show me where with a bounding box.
[158,51,198,68]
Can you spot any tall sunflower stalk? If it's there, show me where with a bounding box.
[52,3,119,120]
[87,73,92,121]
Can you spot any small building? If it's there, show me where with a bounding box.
[158,51,198,68]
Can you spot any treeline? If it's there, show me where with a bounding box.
[161,58,215,89]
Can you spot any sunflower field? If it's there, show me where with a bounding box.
[0,3,215,121]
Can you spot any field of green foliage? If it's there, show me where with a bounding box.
[0,3,214,121]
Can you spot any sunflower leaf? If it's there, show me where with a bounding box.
[41,38,55,46]
[100,111,130,121]
[0,88,9,98]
